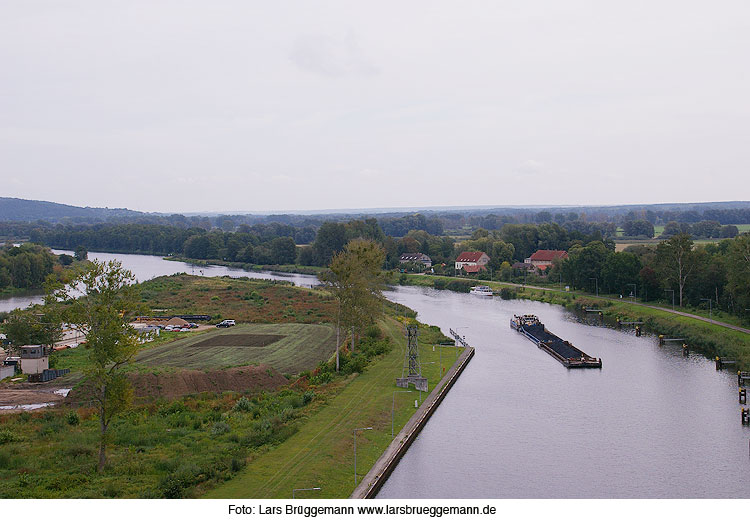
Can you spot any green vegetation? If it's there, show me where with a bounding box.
[137,274,336,324]
[134,324,336,375]
[0,243,80,295]
[208,316,458,499]
[0,389,316,498]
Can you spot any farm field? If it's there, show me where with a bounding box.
[135,323,336,375]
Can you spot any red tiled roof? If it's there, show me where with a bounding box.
[456,251,487,262]
[529,250,567,261]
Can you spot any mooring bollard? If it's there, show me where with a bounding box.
[635,325,641,337]
[739,387,747,405]
[658,335,664,346]
[740,371,745,387]
[682,344,689,356]
[716,356,722,370]
[742,408,749,425]
[616,317,621,328]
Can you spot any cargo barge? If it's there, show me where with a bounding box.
[511,314,602,368]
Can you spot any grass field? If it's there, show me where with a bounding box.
[207,317,458,499]
[138,274,336,324]
[134,323,337,375]
[735,224,750,233]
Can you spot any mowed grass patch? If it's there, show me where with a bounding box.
[135,324,336,375]
[207,317,460,499]
[137,274,336,324]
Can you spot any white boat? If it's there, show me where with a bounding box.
[469,285,493,296]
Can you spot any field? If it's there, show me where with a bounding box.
[735,224,750,233]
[134,323,337,375]
[137,274,336,324]
[208,317,458,499]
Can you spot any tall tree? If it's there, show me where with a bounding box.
[726,234,750,313]
[319,239,386,370]
[51,260,140,471]
[655,233,698,307]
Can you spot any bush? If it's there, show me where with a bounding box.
[66,411,80,426]
[445,280,477,293]
[499,288,517,300]
[211,422,231,436]
[433,280,445,290]
[0,429,19,445]
[233,397,253,412]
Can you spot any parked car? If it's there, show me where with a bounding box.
[216,319,236,328]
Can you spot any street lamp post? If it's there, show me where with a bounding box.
[589,277,598,296]
[392,390,413,437]
[353,427,373,486]
[665,289,675,310]
[292,487,321,499]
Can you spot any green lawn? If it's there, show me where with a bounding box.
[735,224,750,233]
[206,318,458,499]
[134,324,336,375]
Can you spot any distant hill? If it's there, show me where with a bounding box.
[0,197,145,222]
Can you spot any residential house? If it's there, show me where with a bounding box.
[455,251,490,272]
[524,250,568,272]
[399,253,433,268]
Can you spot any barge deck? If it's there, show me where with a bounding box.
[511,314,602,368]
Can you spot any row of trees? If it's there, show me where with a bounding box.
[553,233,750,315]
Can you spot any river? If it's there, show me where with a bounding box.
[2,251,748,497]
[0,250,320,313]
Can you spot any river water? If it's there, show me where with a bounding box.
[0,250,319,313]
[2,252,748,497]
[377,286,750,498]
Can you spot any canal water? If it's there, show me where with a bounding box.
[2,251,748,497]
[377,286,750,498]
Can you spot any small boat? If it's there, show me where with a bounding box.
[470,285,493,296]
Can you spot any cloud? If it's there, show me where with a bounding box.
[289,32,379,78]
[517,160,544,174]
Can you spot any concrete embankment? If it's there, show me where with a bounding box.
[349,344,475,499]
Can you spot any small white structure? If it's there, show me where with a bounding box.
[20,345,49,375]
[0,365,15,380]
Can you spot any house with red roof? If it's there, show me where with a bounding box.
[455,251,490,272]
[524,250,568,271]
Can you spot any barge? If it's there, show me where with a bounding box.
[511,314,602,368]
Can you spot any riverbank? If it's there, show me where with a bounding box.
[399,273,750,368]
[164,256,325,276]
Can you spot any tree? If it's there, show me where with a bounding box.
[655,233,698,307]
[74,245,88,261]
[51,260,139,471]
[319,239,386,371]
[3,308,61,352]
[726,234,750,314]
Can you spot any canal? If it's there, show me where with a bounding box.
[378,286,750,498]
[2,251,748,497]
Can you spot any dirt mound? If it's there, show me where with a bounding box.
[67,365,288,403]
[128,365,289,400]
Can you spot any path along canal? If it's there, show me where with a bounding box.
[2,252,748,497]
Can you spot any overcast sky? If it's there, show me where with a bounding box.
[1,1,749,213]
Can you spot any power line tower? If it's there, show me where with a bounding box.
[396,324,428,392]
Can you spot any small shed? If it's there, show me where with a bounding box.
[20,345,49,375]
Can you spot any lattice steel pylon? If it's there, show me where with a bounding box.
[396,324,428,392]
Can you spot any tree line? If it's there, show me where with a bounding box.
[552,233,750,316]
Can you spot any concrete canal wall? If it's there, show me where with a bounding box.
[349,344,475,499]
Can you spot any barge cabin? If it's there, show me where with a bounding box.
[511,314,602,368]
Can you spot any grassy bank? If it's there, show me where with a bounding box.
[207,316,457,499]
[399,273,750,368]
